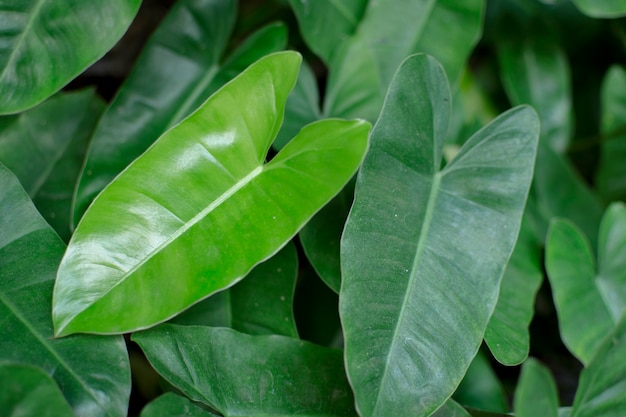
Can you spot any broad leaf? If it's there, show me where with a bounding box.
[432,400,472,417]
[340,54,539,417]
[0,0,141,114]
[0,89,104,240]
[133,324,357,417]
[0,363,74,417]
[140,393,218,417]
[171,242,299,337]
[571,314,626,416]
[453,351,508,413]
[514,358,559,417]
[53,51,370,336]
[0,163,130,417]
[73,0,287,224]
[571,0,626,17]
[597,203,626,320]
[597,65,626,203]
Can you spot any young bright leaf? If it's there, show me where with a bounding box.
[53,51,370,336]
[571,0,626,17]
[0,0,141,114]
[0,90,104,240]
[73,0,287,224]
[0,363,74,417]
[133,324,357,417]
[513,358,559,417]
[140,393,219,417]
[340,54,539,417]
[545,219,615,365]
[0,163,130,417]
[571,315,626,416]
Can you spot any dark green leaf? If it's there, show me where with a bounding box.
[0,0,141,114]
[133,324,357,417]
[140,393,219,417]
[53,52,370,336]
[0,162,130,417]
[571,0,626,17]
[432,400,472,417]
[453,351,508,413]
[513,358,559,417]
[340,54,539,417]
[597,203,626,321]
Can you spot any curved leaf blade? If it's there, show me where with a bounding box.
[597,203,626,321]
[140,393,219,417]
[0,163,130,417]
[514,358,559,417]
[571,0,626,17]
[133,324,357,417]
[340,54,539,417]
[453,351,508,413]
[0,0,141,114]
[54,51,370,336]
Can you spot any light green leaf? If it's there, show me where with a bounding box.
[453,351,508,413]
[597,203,626,321]
[0,90,104,240]
[140,393,219,417]
[514,358,559,417]
[432,400,472,417]
[545,218,616,365]
[133,324,357,417]
[485,214,543,365]
[0,0,141,114]
[0,363,74,417]
[0,162,130,417]
[340,54,539,417]
[171,242,299,337]
[597,65,626,203]
[73,0,287,224]
[571,315,626,416]
[53,51,370,336]
[571,0,626,17]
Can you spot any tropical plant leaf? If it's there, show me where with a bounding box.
[53,51,370,336]
[571,0,626,17]
[0,363,74,417]
[133,324,357,417]
[171,242,299,337]
[597,65,626,203]
[0,89,104,240]
[340,54,539,417]
[0,162,130,417]
[513,358,559,417]
[453,351,508,413]
[140,393,219,417]
[72,0,287,224]
[431,400,472,417]
[0,0,141,114]
[597,203,626,320]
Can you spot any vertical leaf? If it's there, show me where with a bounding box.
[340,54,539,416]
[514,358,559,417]
[597,203,626,321]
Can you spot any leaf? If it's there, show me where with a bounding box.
[453,351,508,413]
[597,203,626,320]
[431,400,472,417]
[571,314,626,416]
[171,242,299,337]
[513,358,559,417]
[484,214,543,365]
[0,363,74,417]
[340,54,539,417]
[597,65,626,203]
[571,0,626,17]
[72,0,287,224]
[545,218,616,365]
[323,0,485,121]
[0,162,130,417]
[53,51,370,336]
[0,89,104,240]
[133,324,357,417]
[140,393,219,417]
[0,0,141,114]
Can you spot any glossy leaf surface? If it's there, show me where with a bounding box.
[571,0,626,17]
[54,51,370,336]
[171,242,299,337]
[0,363,74,417]
[0,163,130,417]
[140,393,218,417]
[73,0,287,223]
[571,315,626,416]
[0,90,104,240]
[0,0,141,114]
[514,358,559,417]
[340,54,539,417]
[133,324,357,417]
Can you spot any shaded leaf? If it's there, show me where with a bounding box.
[514,358,559,417]
[431,400,472,417]
[571,0,626,17]
[0,162,130,417]
[0,89,104,240]
[340,54,539,417]
[133,324,357,417]
[0,0,140,114]
[453,351,508,413]
[53,52,370,336]
[0,363,74,417]
[140,393,218,417]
